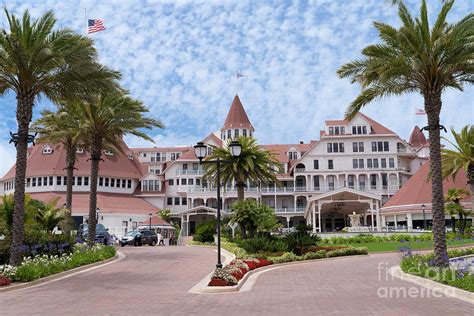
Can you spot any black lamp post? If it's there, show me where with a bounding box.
[421,204,426,230]
[149,213,153,230]
[96,208,100,222]
[194,140,242,269]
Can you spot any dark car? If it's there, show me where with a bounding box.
[79,223,110,245]
[120,230,157,247]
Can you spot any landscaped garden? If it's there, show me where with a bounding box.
[400,247,474,292]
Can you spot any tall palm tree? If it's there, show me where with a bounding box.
[204,137,282,238]
[337,0,473,267]
[76,92,163,245]
[32,105,85,213]
[442,125,474,213]
[0,9,120,265]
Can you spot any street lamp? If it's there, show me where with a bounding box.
[149,213,153,230]
[96,208,101,224]
[421,204,426,230]
[194,140,242,268]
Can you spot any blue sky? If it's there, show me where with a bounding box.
[0,0,473,176]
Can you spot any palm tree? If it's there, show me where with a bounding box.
[0,9,120,265]
[32,105,86,213]
[337,0,473,267]
[445,188,471,235]
[35,197,67,234]
[0,194,37,234]
[442,126,474,213]
[204,137,282,238]
[76,92,163,245]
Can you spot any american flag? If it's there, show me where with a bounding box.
[88,19,106,34]
[415,108,426,115]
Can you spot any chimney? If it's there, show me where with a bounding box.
[299,141,304,144]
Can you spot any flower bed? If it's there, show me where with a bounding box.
[0,243,116,285]
[400,247,474,292]
[208,258,273,286]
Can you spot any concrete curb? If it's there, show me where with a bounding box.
[0,251,125,294]
[389,265,474,305]
[189,250,368,294]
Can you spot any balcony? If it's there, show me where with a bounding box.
[176,169,204,175]
[294,168,306,174]
[272,207,306,213]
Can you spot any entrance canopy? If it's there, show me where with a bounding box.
[306,188,382,233]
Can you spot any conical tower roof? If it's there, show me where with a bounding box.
[408,126,428,148]
[221,95,254,131]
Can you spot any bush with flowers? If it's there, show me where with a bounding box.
[0,243,115,285]
[208,258,273,286]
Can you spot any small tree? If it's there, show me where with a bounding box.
[34,197,68,234]
[445,188,471,235]
[231,199,278,238]
[157,209,172,222]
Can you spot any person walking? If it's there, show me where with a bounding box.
[157,232,164,246]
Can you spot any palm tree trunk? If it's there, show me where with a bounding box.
[87,142,101,246]
[425,91,448,267]
[458,213,464,235]
[451,216,456,234]
[65,147,76,212]
[9,93,34,266]
[236,183,247,238]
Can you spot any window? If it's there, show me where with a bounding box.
[381,158,387,168]
[182,197,187,205]
[121,179,126,188]
[382,173,388,188]
[99,177,104,186]
[235,129,239,138]
[193,163,198,170]
[243,129,247,137]
[335,126,340,135]
[49,176,53,186]
[171,153,176,161]
[372,142,377,152]
[156,153,161,161]
[377,142,383,152]
[32,178,36,187]
[189,178,194,185]
[313,160,319,170]
[339,143,344,152]
[359,159,364,168]
[174,197,180,205]
[176,153,181,159]
[85,177,89,186]
[348,175,355,188]
[357,126,362,134]
[183,163,188,170]
[389,158,395,168]
[105,178,109,187]
[328,160,334,169]
[57,176,62,185]
[313,176,320,190]
[370,175,377,189]
[383,141,389,151]
[367,159,373,168]
[328,143,344,153]
[329,127,334,135]
[227,130,231,139]
[371,141,390,152]
[181,178,187,185]
[42,146,53,155]
[26,178,31,187]
[38,177,42,186]
[327,143,332,153]
[167,197,173,205]
[162,153,166,161]
[328,176,335,190]
[63,176,67,185]
[340,127,345,135]
[363,126,367,134]
[76,148,84,154]
[111,178,116,187]
[196,178,201,186]
[168,179,174,185]
[104,150,113,156]
[352,126,356,134]
[353,142,358,152]
[142,180,148,191]
[127,180,132,188]
[77,177,82,186]
[353,159,358,169]
[358,142,364,152]
[373,159,379,169]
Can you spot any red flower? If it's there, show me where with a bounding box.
[208,277,228,286]
[0,275,11,287]
[244,261,257,270]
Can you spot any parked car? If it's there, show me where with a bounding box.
[79,223,110,245]
[120,230,157,247]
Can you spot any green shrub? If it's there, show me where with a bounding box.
[268,252,302,264]
[221,239,249,258]
[193,221,215,243]
[285,232,320,255]
[326,247,368,257]
[234,236,287,254]
[302,250,328,260]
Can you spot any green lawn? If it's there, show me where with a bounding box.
[320,238,474,253]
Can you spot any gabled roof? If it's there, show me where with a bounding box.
[139,216,172,227]
[408,126,428,148]
[221,95,254,131]
[203,132,224,148]
[322,113,396,136]
[382,161,470,211]
[2,140,144,181]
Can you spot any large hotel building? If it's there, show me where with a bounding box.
[1,95,470,237]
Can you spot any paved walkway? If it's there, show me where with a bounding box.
[0,246,472,315]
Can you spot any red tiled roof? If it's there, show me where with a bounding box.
[177,148,199,160]
[326,119,349,126]
[359,113,396,135]
[2,141,144,181]
[131,146,190,153]
[139,216,172,226]
[383,161,470,210]
[408,126,428,148]
[222,95,254,131]
[203,133,224,147]
[27,192,157,215]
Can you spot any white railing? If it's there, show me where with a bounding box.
[176,169,204,175]
[187,187,260,194]
[294,168,306,173]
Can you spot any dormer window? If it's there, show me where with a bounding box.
[128,154,133,160]
[76,148,84,154]
[352,126,368,135]
[42,145,53,155]
[104,150,113,156]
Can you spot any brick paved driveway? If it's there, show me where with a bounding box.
[0,246,472,315]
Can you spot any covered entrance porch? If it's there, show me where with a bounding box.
[306,188,382,234]
[177,206,217,236]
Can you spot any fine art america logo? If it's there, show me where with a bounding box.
[376,261,458,299]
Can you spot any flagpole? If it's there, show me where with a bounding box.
[84,8,87,35]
